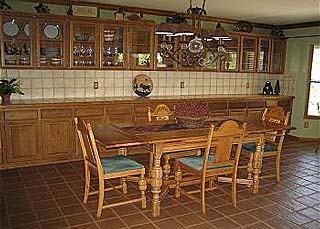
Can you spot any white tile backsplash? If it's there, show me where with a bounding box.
[1,69,295,100]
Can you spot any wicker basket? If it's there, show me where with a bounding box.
[176,116,207,128]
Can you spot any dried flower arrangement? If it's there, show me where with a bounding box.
[175,102,210,128]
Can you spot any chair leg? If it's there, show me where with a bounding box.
[275,154,281,182]
[97,177,105,219]
[163,155,171,181]
[231,174,237,207]
[247,153,254,180]
[83,165,90,203]
[121,178,128,194]
[201,179,206,214]
[138,174,147,209]
[175,163,182,198]
[148,151,154,178]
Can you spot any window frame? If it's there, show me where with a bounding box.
[304,44,320,119]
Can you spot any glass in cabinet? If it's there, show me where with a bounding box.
[101,23,126,69]
[156,35,176,69]
[257,38,271,72]
[71,21,99,69]
[240,36,257,72]
[1,16,33,67]
[221,34,240,71]
[37,19,66,68]
[128,25,154,69]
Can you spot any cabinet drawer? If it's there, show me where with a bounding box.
[229,101,246,109]
[247,101,265,108]
[41,108,73,119]
[75,107,104,117]
[208,102,227,110]
[5,109,38,120]
[107,104,134,114]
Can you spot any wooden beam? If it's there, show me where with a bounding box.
[276,21,320,30]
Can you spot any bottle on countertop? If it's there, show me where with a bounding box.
[274,80,280,95]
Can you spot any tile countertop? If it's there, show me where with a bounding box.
[1,94,294,107]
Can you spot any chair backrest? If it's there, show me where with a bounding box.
[148,104,175,123]
[74,117,102,172]
[262,107,290,142]
[202,120,247,176]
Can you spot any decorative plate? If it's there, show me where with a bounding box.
[3,21,19,37]
[43,24,59,39]
[24,23,30,37]
[132,74,153,97]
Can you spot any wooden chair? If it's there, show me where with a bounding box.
[74,117,147,219]
[175,120,247,214]
[148,104,200,181]
[242,106,291,182]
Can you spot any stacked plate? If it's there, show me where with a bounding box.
[41,47,60,56]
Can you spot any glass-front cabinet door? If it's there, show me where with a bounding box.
[128,25,154,70]
[271,38,286,73]
[257,38,271,72]
[70,21,99,69]
[36,18,66,68]
[240,36,257,72]
[1,16,34,68]
[221,34,240,71]
[101,23,126,69]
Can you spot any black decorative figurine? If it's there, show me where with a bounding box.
[274,80,280,95]
[0,0,12,10]
[263,81,273,95]
[35,2,50,14]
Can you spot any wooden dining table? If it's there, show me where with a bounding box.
[93,118,291,217]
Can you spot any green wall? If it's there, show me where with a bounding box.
[285,26,320,138]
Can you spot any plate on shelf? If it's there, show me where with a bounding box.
[24,23,30,37]
[3,21,19,37]
[43,24,59,39]
[132,74,153,97]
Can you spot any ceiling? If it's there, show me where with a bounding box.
[83,0,320,25]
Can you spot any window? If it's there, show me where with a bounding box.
[305,44,320,118]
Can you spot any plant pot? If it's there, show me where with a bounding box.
[1,94,11,105]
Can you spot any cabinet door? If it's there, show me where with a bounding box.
[70,21,99,69]
[155,35,177,70]
[36,18,68,68]
[221,34,240,72]
[247,109,264,124]
[257,38,271,72]
[41,119,75,160]
[1,16,34,68]
[4,121,39,163]
[128,25,154,70]
[240,36,257,72]
[101,23,127,69]
[270,38,286,73]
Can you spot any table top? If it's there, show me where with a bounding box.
[94,118,292,150]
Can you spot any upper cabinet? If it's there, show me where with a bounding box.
[101,23,127,69]
[240,36,257,72]
[70,20,99,69]
[155,35,177,70]
[270,38,286,73]
[1,15,34,68]
[128,25,154,70]
[221,34,240,72]
[36,18,68,68]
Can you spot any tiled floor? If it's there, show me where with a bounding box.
[1,137,319,228]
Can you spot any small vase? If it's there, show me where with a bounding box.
[274,80,280,95]
[1,94,11,105]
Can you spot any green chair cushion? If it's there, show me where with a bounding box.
[101,155,144,174]
[177,155,233,171]
[242,143,277,153]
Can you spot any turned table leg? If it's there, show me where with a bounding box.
[151,143,163,217]
[252,134,264,194]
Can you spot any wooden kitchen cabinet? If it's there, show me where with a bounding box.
[36,17,68,68]
[270,38,286,73]
[1,15,34,68]
[257,37,271,72]
[240,36,257,72]
[70,20,99,69]
[128,24,154,70]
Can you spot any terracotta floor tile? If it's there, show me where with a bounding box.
[176,213,205,227]
[230,212,259,226]
[39,217,69,229]
[154,218,184,229]
[120,212,150,227]
[210,217,240,228]
[97,217,126,229]
[35,207,62,221]
[71,222,100,229]
[66,213,93,226]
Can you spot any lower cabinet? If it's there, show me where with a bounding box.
[4,121,40,163]
[41,119,75,161]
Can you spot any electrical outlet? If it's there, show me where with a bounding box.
[180,81,185,88]
[304,122,309,128]
[94,81,99,89]
[246,82,250,88]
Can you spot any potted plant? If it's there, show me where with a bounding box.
[0,78,24,104]
[175,102,210,128]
